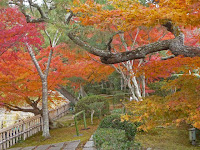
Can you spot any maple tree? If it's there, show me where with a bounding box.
[0,49,66,116]
[120,28,200,130]
[122,72,200,131]
[0,6,64,138]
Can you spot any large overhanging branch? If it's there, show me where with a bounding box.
[15,1,200,64]
[68,20,200,64]
[68,31,200,64]
[68,32,111,57]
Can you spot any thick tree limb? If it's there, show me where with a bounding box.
[3,103,41,115]
[56,85,78,104]
[68,30,200,64]
[16,2,200,65]
[68,32,111,57]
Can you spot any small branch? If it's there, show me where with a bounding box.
[68,32,111,57]
[65,10,74,25]
[131,28,140,49]
[44,48,53,77]
[10,0,47,23]
[26,43,44,79]
[44,30,53,47]
[161,55,175,60]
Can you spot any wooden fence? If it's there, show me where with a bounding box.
[0,103,69,149]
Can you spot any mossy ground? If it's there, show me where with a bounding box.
[9,115,100,149]
[135,125,200,150]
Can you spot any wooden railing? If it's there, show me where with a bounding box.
[49,103,69,120]
[0,103,69,150]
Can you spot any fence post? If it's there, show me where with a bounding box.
[74,117,79,136]
[22,123,26,141]
[83,111,87,129]
[40,116,43,131]
[0,132,2,150]
[2,132,6,149]
[0,103,70,149]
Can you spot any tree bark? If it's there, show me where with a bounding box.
[68,30,200,64]
[56,85,78,105]
[26,43,51,139]
[42,78,50,138]
[141,75,146,97]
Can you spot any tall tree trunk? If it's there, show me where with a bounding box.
[56,85,78,105]
[79,84,87,98]
[26,43,52,139]
[132,76,142,101]
[141,74,146,97]
[127,79,138,101]
[42,78,50,138]
[121,76,123,90]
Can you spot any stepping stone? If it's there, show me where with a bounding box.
[22,146,36,150]
[48,142,65,150]
[84,141,94,148]
[89,135,93,141]
[63,140,80,150]
[35,144,51,150]
[8,148,23,150]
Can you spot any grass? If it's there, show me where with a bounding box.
[9,115,101,149]
[135,125,200,150]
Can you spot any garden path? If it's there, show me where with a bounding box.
[9,140,80,150]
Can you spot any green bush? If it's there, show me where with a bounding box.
[94,128,140,150]
[99,114,137,141]
[94,128,125,148]
[75,95,110,118]
[111,108,124,114]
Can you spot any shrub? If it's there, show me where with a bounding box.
[75,95,109,118]
[99,114,137,141]
[94,128,140,150]
[93,128,126,148]
[111,108,124,114]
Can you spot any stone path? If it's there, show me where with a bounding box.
[83,135,96,150]
[9,140,80,150]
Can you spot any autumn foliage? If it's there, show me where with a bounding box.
[0,47,69,109]
[57,44,115,88]
[0,8,44,52]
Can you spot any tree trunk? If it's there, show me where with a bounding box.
[132,76,142,101]
[127,79,138,101]
[42,78,50,138]
[56,85,78,105]
[141,75,146,97]
[79,85,87,98]
[121,76,123,90]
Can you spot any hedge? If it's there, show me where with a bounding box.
[99,114,137,141]
[93,128,140,150]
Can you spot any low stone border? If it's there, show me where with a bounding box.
[83,135,96,150]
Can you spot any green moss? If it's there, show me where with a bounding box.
[10,117,100,149]
[135,126,200,150]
